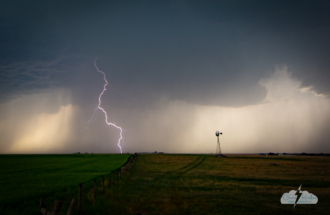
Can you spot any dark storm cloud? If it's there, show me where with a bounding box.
[0,60,57,102]
[193,0,330,96]
[1,0,330,108]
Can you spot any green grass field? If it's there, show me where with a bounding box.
[1,154,330,214]
[0,154,131,214]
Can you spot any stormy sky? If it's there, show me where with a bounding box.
[1,0,330,154]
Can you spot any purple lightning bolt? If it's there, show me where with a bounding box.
[92,58,123,153]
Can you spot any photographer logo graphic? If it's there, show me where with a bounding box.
[280,185,318,207]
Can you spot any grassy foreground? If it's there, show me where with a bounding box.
[1,154,330,214]
[99,154,330,215]
[0,154,131,214]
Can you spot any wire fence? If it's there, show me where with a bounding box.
[39,153,137,215]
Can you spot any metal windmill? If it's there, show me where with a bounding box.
[215,131,223,155]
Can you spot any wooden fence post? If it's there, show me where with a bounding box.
[40,200,62,215]
[93,180,96,199]
[116,171,119,186]
[78,183,82,215]
[102,177,105,194]
[66,199,76,215]
[40,198,46,215]
[40,208,48,215]
[52,200,63,215]
[109,174,111,187]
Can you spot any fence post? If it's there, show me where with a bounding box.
[40,198,46,215]
[109,174,111,187]
[52,200,63,215]
[66,199,76,215]
[102,177,105,194]
[116,171,119,186]
[78,183,82,215]
[93,180,96,199]
[113,173,115,185]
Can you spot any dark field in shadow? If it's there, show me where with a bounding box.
[103,154,330,215]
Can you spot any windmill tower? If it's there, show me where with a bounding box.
[215,131,223,155]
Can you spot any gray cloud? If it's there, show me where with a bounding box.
[0,59,63,103]
[4,0,329,107]
[4,1,328,107]
[1,1,330,153]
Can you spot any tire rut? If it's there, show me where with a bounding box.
[140,156,206,214]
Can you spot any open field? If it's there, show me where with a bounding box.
[102,154,330,215]
[0,154,131,214]
[1,154,330,214]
